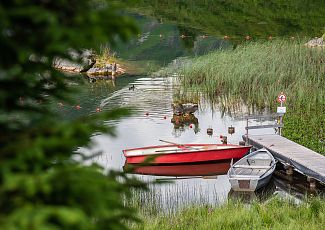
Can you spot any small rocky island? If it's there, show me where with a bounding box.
[53,49,125,78]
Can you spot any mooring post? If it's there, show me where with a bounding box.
[245,118,249,145]
[307,177,316,190]
[279,101,283,136]
[284,165,294,176]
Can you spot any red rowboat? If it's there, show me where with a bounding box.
[123,143,251,164]
[124,161,232,176]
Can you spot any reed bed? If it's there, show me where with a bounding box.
[176,39,324,109]
[165,39,324,153]
[132,197,325,230]
[128,180,227,217]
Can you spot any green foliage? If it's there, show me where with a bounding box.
[133,198,325,230]
[0,0,145,229]
[95,46,118,68]
[129,0,325,38]
[283,107,325,154]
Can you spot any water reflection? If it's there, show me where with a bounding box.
[124,160,231,177]
[171,113,199,137]
[76,74,284,210]
[228,179,276,203]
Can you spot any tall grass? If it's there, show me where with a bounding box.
[177,39,324,109]
[94,45,117,68]
[132,197,325,230]
[167,39,325,153]
[128,181,227,217]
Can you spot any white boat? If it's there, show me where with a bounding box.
[227,148,276,192]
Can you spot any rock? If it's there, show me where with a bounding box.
[53,49,96,72]
[87,66,111,75]
[172,103,198,115]
[305,37,325,47]
[86,64,125,76]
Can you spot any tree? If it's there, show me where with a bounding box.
[0,0,144,229]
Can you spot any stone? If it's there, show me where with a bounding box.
[305,37,325,47]
[86,64,125,76]
[53,49,96,72]
[171,103,198,115]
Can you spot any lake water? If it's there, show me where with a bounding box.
[67,5,325,209]
[75,74,279,209]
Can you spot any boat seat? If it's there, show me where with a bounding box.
[233,165,270,169]
[230,175,260,179]
[247,158,272,166]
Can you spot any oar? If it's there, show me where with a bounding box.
[159,139,198,150]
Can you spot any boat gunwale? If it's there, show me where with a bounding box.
[227,148,276,179]
[123,144,252,157]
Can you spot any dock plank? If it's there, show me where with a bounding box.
[243,134,325,184]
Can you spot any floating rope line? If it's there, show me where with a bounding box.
[136,34,297,40]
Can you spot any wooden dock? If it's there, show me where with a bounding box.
[243,134,325,185]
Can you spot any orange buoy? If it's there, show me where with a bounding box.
[75,105,81,110]
[189,124,193,128]
[96,108,101,112]
[163,116,167,119]
[207,128,213,135]
[245,35,251,40]
[145,112,149,116]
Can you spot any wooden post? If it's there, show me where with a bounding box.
[307,177,316,190]
[279,101,283,136]
[245,118,249,145]
[285,165,294,176]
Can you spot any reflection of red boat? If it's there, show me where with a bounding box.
[124,161,231,176]
[123,144,251,164]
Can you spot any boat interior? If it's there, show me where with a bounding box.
[230,151,274,178]
[125,144,237,156]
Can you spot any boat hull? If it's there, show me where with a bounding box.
[123,144,251,164]
[227,148,276,192]
[229,173,273,192]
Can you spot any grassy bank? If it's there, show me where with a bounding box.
[171,39,324,153]
[131,198,325,230]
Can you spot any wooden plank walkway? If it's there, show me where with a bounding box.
[243,134,325,184]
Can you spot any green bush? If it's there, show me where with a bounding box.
[0,1,145,229]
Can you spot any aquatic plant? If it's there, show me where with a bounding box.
[169,39,324,153]
[94,45,118,68]
[177,39,324,108]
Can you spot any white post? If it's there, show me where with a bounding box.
[279,101,283,136]
[245,118,249,145]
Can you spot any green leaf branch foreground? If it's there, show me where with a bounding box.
[0,1,145,229]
